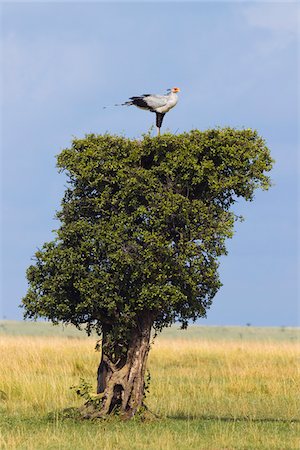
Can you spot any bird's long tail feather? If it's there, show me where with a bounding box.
[103,101,132,109]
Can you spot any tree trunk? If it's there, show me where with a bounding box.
[85,315,152,419]
[96,324,112,394]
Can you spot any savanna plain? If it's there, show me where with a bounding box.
[0,322,299,450]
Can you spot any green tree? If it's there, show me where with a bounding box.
[22,129,273,419]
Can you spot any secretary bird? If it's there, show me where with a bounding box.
[107,87,180,136]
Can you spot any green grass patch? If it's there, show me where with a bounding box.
[0,413,298,450]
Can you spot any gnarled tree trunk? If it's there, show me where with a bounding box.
[96,324,113,395]
[84,315,152,419]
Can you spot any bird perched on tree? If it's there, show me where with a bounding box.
[108,87,180,136]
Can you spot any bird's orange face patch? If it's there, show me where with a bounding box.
[172,87,180,93]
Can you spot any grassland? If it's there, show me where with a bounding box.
[0,322,299,449]
[1,320,298,341]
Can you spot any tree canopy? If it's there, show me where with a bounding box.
[23,128,273,338]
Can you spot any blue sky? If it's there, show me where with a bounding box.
[1,1,299,326]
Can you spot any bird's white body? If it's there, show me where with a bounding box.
[136,91,179,114]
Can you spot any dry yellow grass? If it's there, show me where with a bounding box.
[0,334,299,449]
[149,339,300,420]
[0,336,97,415]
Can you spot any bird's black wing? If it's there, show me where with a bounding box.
[129,96,155,111]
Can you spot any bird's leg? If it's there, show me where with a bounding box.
[156,113,165,136]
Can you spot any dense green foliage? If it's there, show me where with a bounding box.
[23,129,273,335]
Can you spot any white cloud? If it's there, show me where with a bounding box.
[241,3,299,34]
[238,3,299,61]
